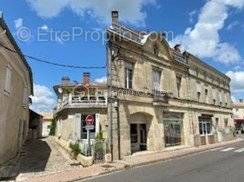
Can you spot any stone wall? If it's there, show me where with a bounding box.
[0,26,32,165]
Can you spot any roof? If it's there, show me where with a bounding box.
[40,112,53,120]
[0,15,33,94]
[233,102,244,108]
[107,22,229,81]
[53,82,107,95]
[30,109,43,118]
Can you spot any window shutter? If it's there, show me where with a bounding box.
[4,65,12,93]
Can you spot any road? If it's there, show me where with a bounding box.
[80,140,244,182]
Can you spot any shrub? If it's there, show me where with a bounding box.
[69,142,81,158]
[49,118,57,136]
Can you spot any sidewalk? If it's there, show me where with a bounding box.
[17,138,243,182]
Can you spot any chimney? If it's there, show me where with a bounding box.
[174,44,181,53]
[83,72,90,85]
[61,76,70,86]
[111,10,119,25]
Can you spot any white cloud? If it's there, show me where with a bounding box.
[95,76,107,83]
[226,71,244,93]
[188,10,197,23]
[171,0,244,64]
[40,24,49,30]
[26,0,157,25]
[14,18,23,29]
[30,84,56,113]
[227,20,240,30]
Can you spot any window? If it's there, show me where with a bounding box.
[4,65,12,94]
[205,89,208,96]
[224,119,228,128]
[197,82,201,102]
[152,69,161,93]
[197,92,201,102]
[125,63,133,89]
[215,118,219,127]
[199,120,212,135]
[153,44,159,55]
[205,88,208,103]
[81,114,96,139]
[176,76,182,98]
[23,88,29,105]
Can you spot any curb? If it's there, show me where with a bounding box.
[72,138,243,181]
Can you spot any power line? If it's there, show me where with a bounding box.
[0,43,106,69]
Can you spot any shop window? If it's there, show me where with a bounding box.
[130,124,138,143]
[163,112,183,147]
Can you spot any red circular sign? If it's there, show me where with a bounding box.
[85,115,94,125]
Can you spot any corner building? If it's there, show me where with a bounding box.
[107,11,234,159]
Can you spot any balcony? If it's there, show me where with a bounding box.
[153,90,173,103]
[56,94,107,111]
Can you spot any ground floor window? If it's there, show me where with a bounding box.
[163,112,183,147]
[199,120,212,135]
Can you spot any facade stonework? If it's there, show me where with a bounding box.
[0,17,33,165]
[106,12,234,160]
[54,74,108,155]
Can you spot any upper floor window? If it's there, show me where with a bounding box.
[4,65,12,94]
[224,119,228,128]
[176,76,182,98]
[125,62,133,89]
[23,88,29,105]
[152,69,161,92]
[197,92,201,102]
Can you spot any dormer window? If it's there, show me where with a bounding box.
[153,44,159,55]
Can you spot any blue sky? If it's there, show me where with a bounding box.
[1,0,244,112]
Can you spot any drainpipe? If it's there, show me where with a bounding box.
[116,98,121,160]
[106,40,113,161]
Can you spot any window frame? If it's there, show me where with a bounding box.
[124,62,133,89]
[4,65,12,95]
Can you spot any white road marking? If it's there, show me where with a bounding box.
[221,147,235,152]
[234,148,244,153]
[210,147,224,151]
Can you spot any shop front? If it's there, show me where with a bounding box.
[163,112,184,147]
[198,114,215,145]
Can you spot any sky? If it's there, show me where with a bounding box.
[0,0,244,112]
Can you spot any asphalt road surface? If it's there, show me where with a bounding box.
[80,140,244,182]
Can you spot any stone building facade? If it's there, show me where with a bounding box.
[54,73,108,154]
[0,16,33,166]
[233,100,244,132]
[106,11,234,160]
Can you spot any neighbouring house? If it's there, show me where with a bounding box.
[54,73,107,157]
[41,112,53,137]
[233,99,244,133]
[106,11,234,160]
[29,110,43,139]
[0,15,33,169]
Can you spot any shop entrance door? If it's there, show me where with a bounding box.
[130,124,147,153]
